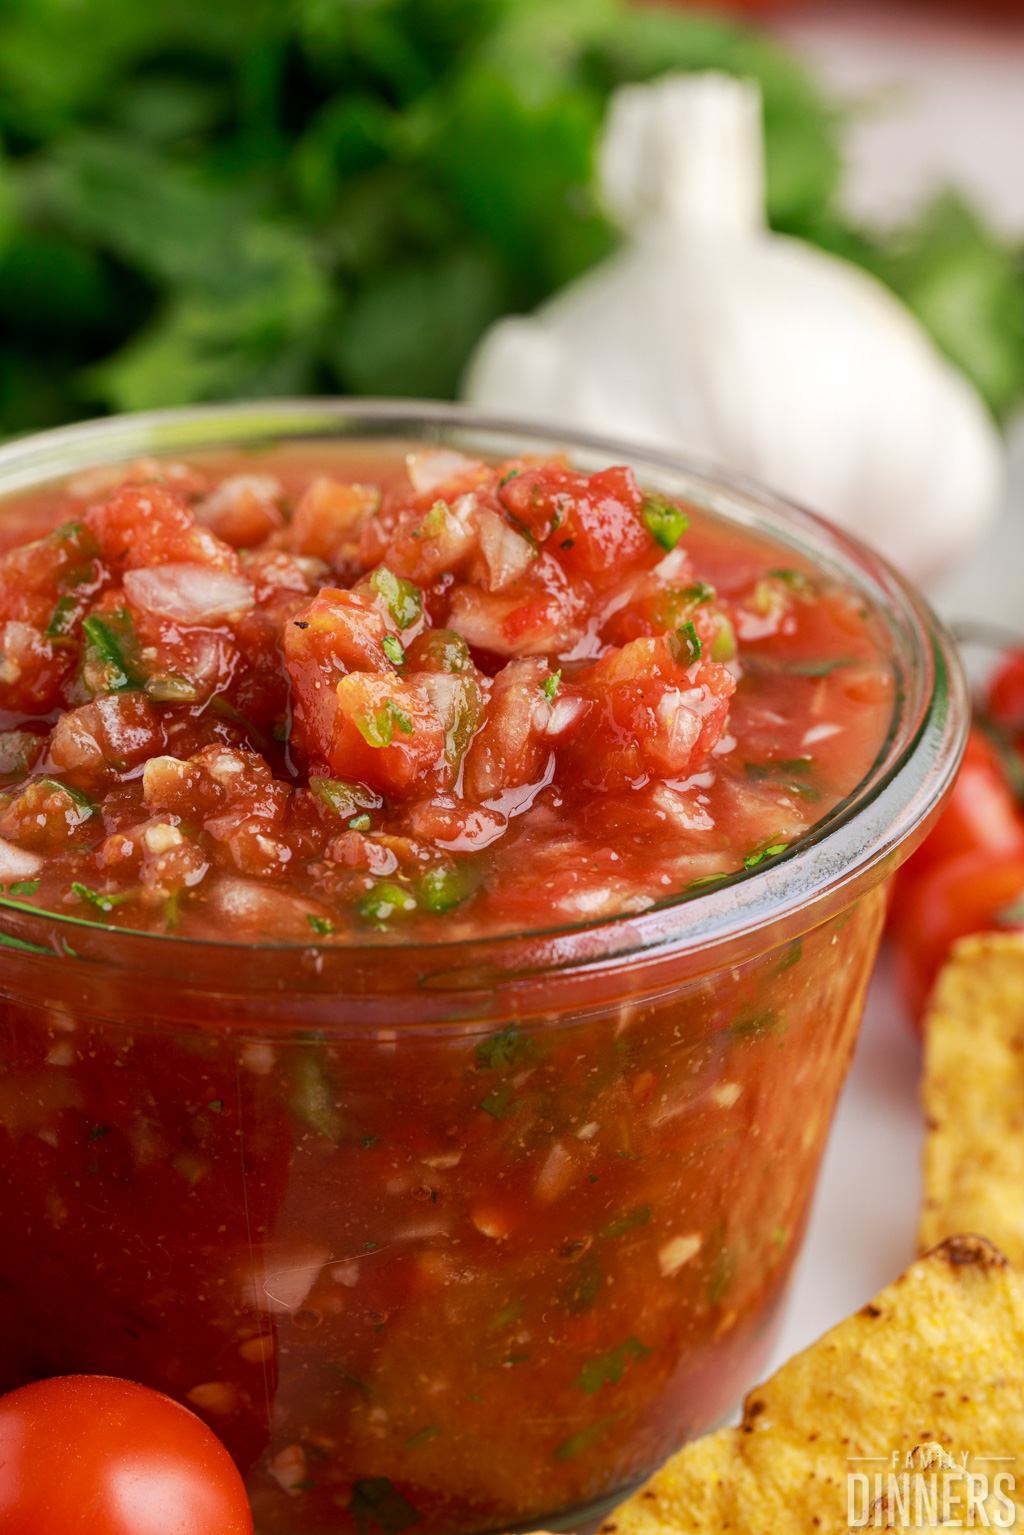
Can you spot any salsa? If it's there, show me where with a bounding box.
[0,447,893,940]
[0,440,899,1535]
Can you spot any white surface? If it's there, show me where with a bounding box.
[777,4,1024,235]
[766,946,923,1373]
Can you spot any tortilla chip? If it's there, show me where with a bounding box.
[597,1237,1024,1535]
[920,932,1024,1263]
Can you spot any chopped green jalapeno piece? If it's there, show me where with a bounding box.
[358,881,416,923]
[348,812,372,832]
[418,865,468,913]
[310,778,381,819]
[641,494,689,551]
[409,629,471,673]
[382,634,405,667]
[371,567,422,629]
[355,699,415,749]
[288,1050,344,1142]
[145,674,198,703]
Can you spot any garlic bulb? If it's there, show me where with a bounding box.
[464,72,1003,586]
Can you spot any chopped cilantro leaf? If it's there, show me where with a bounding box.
[575,1336,651,1394]
[786,658,856,677]
[541,670,561,703]
[641,494,689,551]
[708,1249,736,1305]
[600,1205,651,1240]
[768,567,816,597]
[687,871,729,890]
[475,1025,536,1070]
[207,1100,223,1113]
[8,879,39,897]
[349,1478,423,1535]
[71,881,129,914]
[306,914,335,936]
[670,619,702,665]
[46,594,80,640]
[554,1414,622,1462]
[479,1084,523,1120]
[406,1425,442,1448]
[743,842,790,869]
[86,1124,110,1142]
[81,612,142,694]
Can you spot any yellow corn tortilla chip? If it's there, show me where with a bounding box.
[920,931,1024,1264]
[596,1236,1024,1535]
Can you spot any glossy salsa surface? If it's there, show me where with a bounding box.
[0,444,893,940]
[0,443,898,1533]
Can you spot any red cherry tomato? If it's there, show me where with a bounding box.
[890,848,1024,1026]
[0,1375,253,1535]
[889,726,1024,1026]
[898,727,1024,882]
[986,648,1024,737]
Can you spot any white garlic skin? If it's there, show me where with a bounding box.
[465,73,1003,588]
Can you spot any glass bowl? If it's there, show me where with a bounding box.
[0,401,966,1535]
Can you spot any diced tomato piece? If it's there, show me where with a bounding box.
[288,479,381,565]
[85,484,238,573]
[463,658,585,801]
[499,465,651,587]
[194,475,285,549]
[47,693,165,788]
[329,673,447,797]
[565,638,736,790]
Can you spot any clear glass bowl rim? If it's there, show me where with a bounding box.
[0,397,968,992]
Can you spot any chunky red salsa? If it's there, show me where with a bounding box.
[0,448,892,939]
[0,441,898,1535]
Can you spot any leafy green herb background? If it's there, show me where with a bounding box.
[1,0,1022,437]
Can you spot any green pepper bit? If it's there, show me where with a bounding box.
[641,494,690,551]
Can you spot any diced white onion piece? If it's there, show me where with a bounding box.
[124,564,255,623]
[543,695,588,737]
[407,449,482,495]
[256,1247,331,1314]
[653,546,690,581]
[659,1233,702,1276]
[475,507,534,591]
[194,475,282,523]
[0,838,42,880]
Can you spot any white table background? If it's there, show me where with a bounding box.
[762,0,1024,1375]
